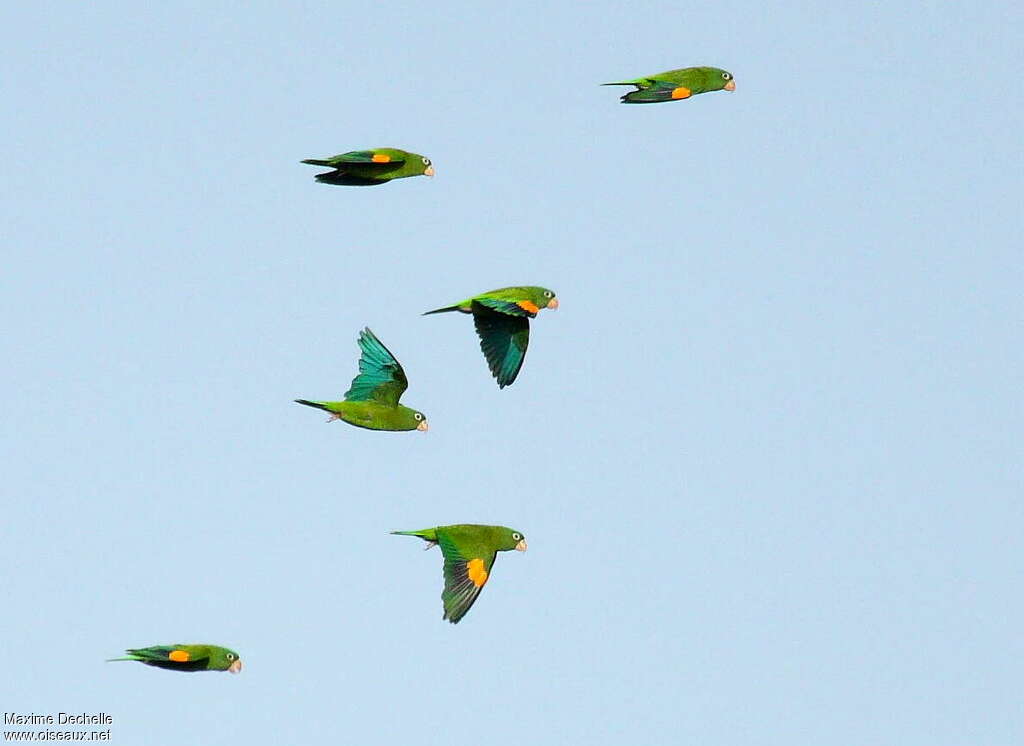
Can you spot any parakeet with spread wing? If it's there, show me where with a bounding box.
[392,524,527,623]
[295,328,428,432]
[424,286,558,388]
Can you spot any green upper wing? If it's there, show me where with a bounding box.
[344,328,409,407]
[327,150,406,166]
[473,296,537,318]
[471,301,530,388]
[437,531,497,624]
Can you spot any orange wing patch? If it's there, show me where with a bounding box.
[671,87,692,100]
[371,154,391,163]
[466,558,489,588]
[168,650,191,662]
[517,300,540,314]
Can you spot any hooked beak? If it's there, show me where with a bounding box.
[417,420,429,432]
[515,539,527,552]
[424,165,435,177]
[547,298,559,310]
[228,659,243,674]
[724,80,736,91]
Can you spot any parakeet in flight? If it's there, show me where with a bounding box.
[295,327,428,432]
[392,524,527,623]
[603,66,735,103]
[301,148,434,186]
[107,644,242,673]
[423,286,558,388]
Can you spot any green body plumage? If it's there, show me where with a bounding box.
[603,66,735,103]
[424,286,558,388]
[392,524,527,623]
[107,644,242,673]
[295,328,427,432]
[301,148,434,186]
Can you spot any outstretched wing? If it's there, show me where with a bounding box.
[437,533,497,624]
[344,328,409,407]
[471,301,530,388]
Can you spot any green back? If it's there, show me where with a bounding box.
[647,66,734,94]
[334,400,425,431]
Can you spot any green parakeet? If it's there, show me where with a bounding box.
[301,148,434,186]
[295,327,428,432]
[424,286,558,388]
[107,644,242,673]
[603,66,735,103]
[392,524,527,623]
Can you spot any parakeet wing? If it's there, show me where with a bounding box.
[473,296,538,318]
[437,532,496,623]
[331,150,406,166]
[128,646,209,665]
[471,302,530,388]
[344,328,408,406]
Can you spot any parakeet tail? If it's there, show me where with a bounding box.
[294,399,330,411]
[422,305,461,315]
[600,81,637,86]
[301,158,334,166]
[391,529,438,541]
[105,656,139,662]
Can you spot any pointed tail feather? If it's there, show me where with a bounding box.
[422,305,461,315]
[391,529,438,541]
[294,399,330,411]
[301,158,334,166]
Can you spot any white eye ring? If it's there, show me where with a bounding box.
[422,157,430,165]
[226,653,235,660]
[414,412,423,420]
[512,532,521,540]
[722,72,732,80]
[544,291,552,298]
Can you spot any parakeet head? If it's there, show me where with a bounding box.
[703,67,735,92]
[210,647,243,674]
[396,150,433,177]
[499,527,528,552]
[526,287,558,311]
[399,407,428,432]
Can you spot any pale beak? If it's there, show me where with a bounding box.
[724,80,736,91]
[417,420,429,432]
[547,298,559,310]
[228,659,243,674]
[515,539,527,552]
[424,165,435,177]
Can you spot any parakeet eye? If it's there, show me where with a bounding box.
[421,157,430,165]
[722,72,732,80]
[414,412,423,421]
[543,291,553,298]
[512,532,522,540]
[226,653,235,660]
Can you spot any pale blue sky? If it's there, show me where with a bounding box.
[2,1,1022,744]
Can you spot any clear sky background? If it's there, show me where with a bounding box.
[2,1,1021,743]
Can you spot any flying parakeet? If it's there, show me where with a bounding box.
[107,644,242,673]
[424,286,558,388]
[301,148,434,186]
[603,66,735,103]
[392,524,527,623]
[295,327,428,432]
